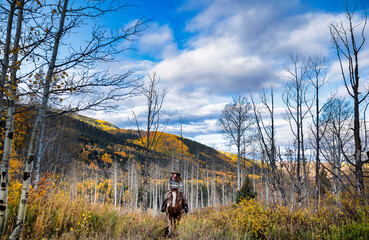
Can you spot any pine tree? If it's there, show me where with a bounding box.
[319,168,330,195]
[235,176,257,203]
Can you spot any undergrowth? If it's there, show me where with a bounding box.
[4,179,369,239]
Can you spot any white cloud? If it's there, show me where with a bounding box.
[140,0,344,151]
[89,0,369,154]
[137,23,178,59]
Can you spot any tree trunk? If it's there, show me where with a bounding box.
[10,1,69,238]
[0,105,15,235]
[196,160,199,209]
[0,0,16,115]
[222,169,225,205]
[34,121,46,187]
[0,1,23,235]
[314,78,320,210]
[190,160,194,210]
[237,145,241,190]
[206,166,210,206]
[114,162,117,208]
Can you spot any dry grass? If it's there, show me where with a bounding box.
[4,180,369,240]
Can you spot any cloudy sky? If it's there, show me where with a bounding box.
[85,0,369,153]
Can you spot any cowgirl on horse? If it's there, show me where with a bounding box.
[161,171,189,213]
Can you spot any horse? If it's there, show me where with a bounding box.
[166,188,183,236]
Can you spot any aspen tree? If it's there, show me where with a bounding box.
[330,0,369,197]
[0,0,24,235]
[130,73,168,210]
[251,88,287,205]
[283,54,311,207]
[307,56,329,210]
[218,95,253,190]
[0,0,16,116]
[196,153,199,209]
[10,0,146,236]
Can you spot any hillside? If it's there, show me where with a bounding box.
[69,112,259,178]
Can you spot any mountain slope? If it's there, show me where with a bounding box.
[70,113,260,179]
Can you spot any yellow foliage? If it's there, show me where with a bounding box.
[101,153,112,164]
[248,174,261,180]
[95,120,117,131]
[133,132,192,156]
[7,179,22,208]
[114,151,126,158]
[9,158,23,180]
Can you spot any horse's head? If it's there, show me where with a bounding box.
[167,189,182,212]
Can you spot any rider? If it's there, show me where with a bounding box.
[161,171,189,213]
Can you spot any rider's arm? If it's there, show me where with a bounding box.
[178,181,183,192]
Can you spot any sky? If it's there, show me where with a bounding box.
[84,0,369,154]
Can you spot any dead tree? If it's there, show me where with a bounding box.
[283,54,312,207]
[218,94,253,190]
[307,56,329,209]
[251,88,287,205]
[320,97,354,200]
[130,72,169,210]
[329,0,369,197]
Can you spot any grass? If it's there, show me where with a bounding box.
[4,180,369,239]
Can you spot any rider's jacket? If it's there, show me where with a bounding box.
[168,179,183,192]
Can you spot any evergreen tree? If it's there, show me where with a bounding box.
[319,168,331,195]
[235,176,257,203]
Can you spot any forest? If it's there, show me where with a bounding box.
[0,0,369,239]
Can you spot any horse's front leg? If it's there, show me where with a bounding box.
[167,214,172,236]
[171,216,175,233]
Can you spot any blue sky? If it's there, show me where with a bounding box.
[85,0,369,153]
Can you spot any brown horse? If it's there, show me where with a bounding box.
[166,188,183,236]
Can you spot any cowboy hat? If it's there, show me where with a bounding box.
[171,170,181,176]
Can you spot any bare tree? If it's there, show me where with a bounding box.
[218,94,253,190]
[329,0,369,197]
[130,72,169,210]
[251,87,287,205]
[320,97,353,200]
[307,56,329,209]
[283,54,312,207]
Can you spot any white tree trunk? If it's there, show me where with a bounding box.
[154,165,158,215]
[34,121,46,187]
[10,1,69,238]
[196,161,199,209]
[114,162,117,208]
[190,160,193,210]
[0,0,23,235]
[0,105,15,234]
[0,0,16,114]
[206,168,210,206]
